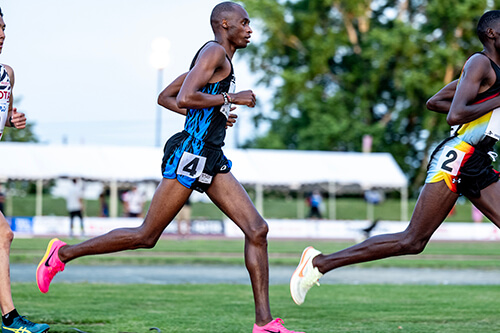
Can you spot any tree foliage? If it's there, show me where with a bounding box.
[240,0,500,190]
[2,121,38,142]
[2,98,39,142]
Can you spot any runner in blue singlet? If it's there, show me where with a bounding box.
[37,2,303,332]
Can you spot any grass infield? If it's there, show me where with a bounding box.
[7,194,489,222]
[12,283,500,332]
[11,237,500,270]
[9,237,500,332]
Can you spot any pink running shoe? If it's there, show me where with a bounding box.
[36,238,66,293]
[253,318,305,333]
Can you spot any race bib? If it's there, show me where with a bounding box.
[177,152,206,179]
[437,146,466,176]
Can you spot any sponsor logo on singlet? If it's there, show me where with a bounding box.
[0,90,10,100]
[0,64,12,140]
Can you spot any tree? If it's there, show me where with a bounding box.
[2,98,38,142]
[2,122,38,142]
[241,0,498,190]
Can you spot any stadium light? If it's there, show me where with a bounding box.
[150,37,171,147]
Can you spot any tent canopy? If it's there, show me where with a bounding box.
[0,143,407,189]
[228,149,407,190]
[1,143,409,220]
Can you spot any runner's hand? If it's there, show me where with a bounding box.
[226,112,238,129]
[230,90,256,108]
[10,108,26,129]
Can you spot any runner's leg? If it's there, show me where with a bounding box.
[314,181,459,274]
[206,172,271,326]
[0,212,14,314]
[468,181,500,228]
[58,178,192,263]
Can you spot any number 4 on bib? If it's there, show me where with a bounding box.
[177,152,207,179]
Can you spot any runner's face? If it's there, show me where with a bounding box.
[492,21,500,50]
[0,17,5,55]
[226,7,252,49]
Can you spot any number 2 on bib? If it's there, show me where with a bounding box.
[437,146,465,176]
[177,152,207,179]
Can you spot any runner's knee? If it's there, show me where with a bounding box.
[119,226,161,249]
[398,234,427,255]
[246,220,268,245]
[0,225,13,249]
[135,229,161,249]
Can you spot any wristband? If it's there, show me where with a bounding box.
[221,92,230,105]
[8,116,14,128]
[226,92,232,103]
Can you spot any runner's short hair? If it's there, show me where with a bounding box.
[477,10,500,44]
[210,2,241,32]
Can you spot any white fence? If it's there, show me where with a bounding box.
[225,219,500,242]
[8,216,500,241]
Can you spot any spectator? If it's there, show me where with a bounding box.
[307,191,323,219]
[364,189,384,205]
[121,186,146,218]
[66,178,84,238]
[99,191,109,218]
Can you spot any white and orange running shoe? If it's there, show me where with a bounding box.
[290,246,323,305]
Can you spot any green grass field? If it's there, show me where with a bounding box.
[10,237,500,269]
[5,194,488,222]
[10,238,500,332]
[12,283,500,332]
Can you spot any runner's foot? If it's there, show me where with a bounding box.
[2,316,50,333]
[36,238,66,293]
[253,318,304,333]
[290,246,323,305]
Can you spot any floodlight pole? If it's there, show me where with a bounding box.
[150,37,170,147]
[155,68,164,147]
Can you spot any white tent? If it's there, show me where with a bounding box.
[229,148,407,188]
[228,149,408,221]
[1,143,161,181]
[0,143,408,220]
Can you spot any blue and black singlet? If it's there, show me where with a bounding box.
[183,41,235,147]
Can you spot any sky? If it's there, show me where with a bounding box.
[1,0,267,148]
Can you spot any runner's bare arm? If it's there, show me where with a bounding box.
[2,64,25,129]
[177,44,229,109]
[3,65,13,127]
[448,55,500,125]
[426,80,457,113]
[177,43,256,109]
[158,72,188,116]
[158,71,238,127]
